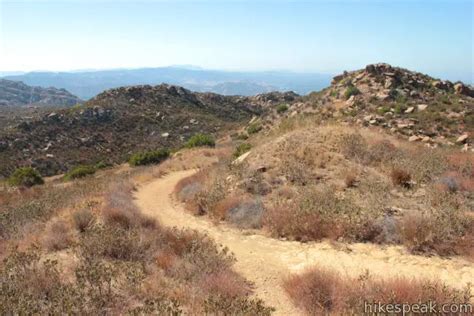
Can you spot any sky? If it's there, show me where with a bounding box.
[0,0,473,82]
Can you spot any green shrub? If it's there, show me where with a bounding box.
[236,133,249,140]
[94,161,110,170]
[8,167,44,187]
[185,134,215,148]
[64,165,96,181]
[247,123,262,135]
[276,104,289,113]
[129,149,170,167]
[344,85,360,100]
[233,143,252,158]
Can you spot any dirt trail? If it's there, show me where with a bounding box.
[135,170,474,315]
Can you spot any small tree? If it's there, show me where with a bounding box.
[8,167,44,187]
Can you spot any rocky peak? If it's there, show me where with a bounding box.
[332,63,474,98]
[304,64,473,150]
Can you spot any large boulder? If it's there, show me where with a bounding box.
[454,83,474,97]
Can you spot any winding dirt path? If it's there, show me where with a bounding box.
[135,170,474,315]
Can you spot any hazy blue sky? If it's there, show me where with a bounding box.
[0,0,472,82]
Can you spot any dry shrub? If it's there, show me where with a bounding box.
[365,139,399,164]
[80,225,156,262]
[447,152,474,178]
[174,170,207,202]
[344,171,358,188]
[210,194,265,229]
[194,172,228,216]
[212,196,242,221]
[72,208,96,232]
[399,212,436,253]
[264,203,336,241]
[397,148,447,184]
[264,186,382,242]
[454,225,474,260]
[399,209,472,256]
[204,295,274,316]
[340,134,405,167]
[284,266,472,315]
[0,175,106,241]
[42,219,74,251]
[390,168,412,188]
[224,197,265,229]
[284,266,343,313]
[437,171,474,193]
[166,233,236,283]
[155,251,177,271]
[198,269,250,299]
[339,133,368,163]
[102,181,157,229]
[275,185,295,200]
[0,248,174,315]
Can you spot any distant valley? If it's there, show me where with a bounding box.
[2,66,333,99]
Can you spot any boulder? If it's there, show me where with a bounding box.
[404,106,415,114]
[417,104,428,111]
[346,95,356,106]
[409,135,421,142]
[331,74,344,84]
[454,83,474,97]
[376,92,390,101]
[431,80,453,91]
[232,151,251,165]
[456,134,468,143]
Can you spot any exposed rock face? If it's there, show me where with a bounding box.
[0,79,82,107]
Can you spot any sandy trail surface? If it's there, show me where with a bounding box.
[135,169,474,315]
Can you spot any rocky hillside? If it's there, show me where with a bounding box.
[0,79,82,107]
[257,63,472,151]
[327,63,472,148]
[0,84,294,177]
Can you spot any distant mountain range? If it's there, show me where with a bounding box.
[0,79,82,107]
[1,67,333,99]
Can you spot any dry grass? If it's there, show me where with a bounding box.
[284,266,472,315]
